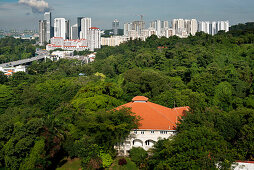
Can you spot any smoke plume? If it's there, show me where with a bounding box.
[19,0,51,13]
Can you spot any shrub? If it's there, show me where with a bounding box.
[118,158,127,166]
[129,147,148,167]
[100,152,113,168]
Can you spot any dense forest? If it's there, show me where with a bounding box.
[0,37,36,64]
[0,22,254,169]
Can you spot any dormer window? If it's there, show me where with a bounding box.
[133,101,146,103]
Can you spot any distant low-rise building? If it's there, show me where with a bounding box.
[0,65,26,76]
[46,37,88,51]
[101,36,129,46]
[51,50,74,60]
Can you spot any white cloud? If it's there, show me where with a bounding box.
[18,0,50,13]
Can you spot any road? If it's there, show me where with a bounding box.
[0,49,49,67]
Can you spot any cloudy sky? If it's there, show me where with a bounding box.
[0,0,253,30]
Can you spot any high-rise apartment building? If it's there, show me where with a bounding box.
[54,18,68,39]
[198,21,210,34]
[44,12,52,42]
[71,24,78,39]
[80,18,91,39]
[172,19,185,35]
[185,19,191,35]
[132,21,145,35]
[39,20,47,45]
[149,20,161,36]
[190,19,198,36]
[156,20,161,36]
[164,28,175,38]
[198,20,229,35]
[150,21,156,29]
[162,21,169,29]
[217,21,229,32]
[210,21,217,35]
[124,22,132,36]
[88,27,101,51]
[112,19,119,35]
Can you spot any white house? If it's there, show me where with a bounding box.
[115,96,189,155]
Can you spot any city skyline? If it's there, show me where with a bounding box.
[0,0,254,30]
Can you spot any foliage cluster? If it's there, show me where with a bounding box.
[0,37,36,63]
[0,67,139,169]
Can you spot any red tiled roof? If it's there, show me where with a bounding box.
[132,96,148,101]
[236,161,254,163]
[90,27,99,29]
[116,96,189,130]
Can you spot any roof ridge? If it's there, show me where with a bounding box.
[145,102,175,126]
[173,108,180,122]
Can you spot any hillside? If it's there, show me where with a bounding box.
[0,23,253,169]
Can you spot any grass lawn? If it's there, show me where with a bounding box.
[56,157,81,170]
[108,157,138,170]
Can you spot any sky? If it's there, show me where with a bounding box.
[0,0,253,31]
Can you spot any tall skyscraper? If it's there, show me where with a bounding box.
[39,20,47,45]
[88,27,101,51]
[156,20,161,36]
[80,18,92,39]
[65,20,70,39]
[112,19,119,35]
[54,18,68,39]
[77,17,85,39]
[71,24,78,39]
[44,12,51,42]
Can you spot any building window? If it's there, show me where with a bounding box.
[160,131,168,134]
[134,130,137,134]
[151,131,154,134]
[145,140,150,145]
[141,131,144,134]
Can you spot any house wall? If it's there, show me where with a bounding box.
[232,162,254,170]
[116,129,176,156]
